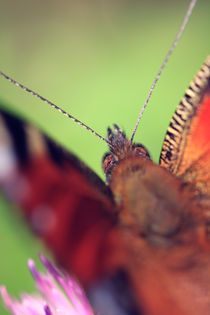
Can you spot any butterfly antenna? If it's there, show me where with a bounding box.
[0,70,112,147]
[130,0,197,143]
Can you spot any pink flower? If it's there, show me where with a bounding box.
[0,254,94,315]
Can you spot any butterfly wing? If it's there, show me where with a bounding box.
[0,108,123,286]
[160,56,210,199]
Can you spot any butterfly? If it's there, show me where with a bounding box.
[0,54,209,314]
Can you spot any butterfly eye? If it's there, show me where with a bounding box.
[133,143,150,159]
[103,153,113,173]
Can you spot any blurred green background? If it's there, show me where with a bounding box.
[0,0,209,313]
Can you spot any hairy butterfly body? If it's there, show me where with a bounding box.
[0,56,209,314]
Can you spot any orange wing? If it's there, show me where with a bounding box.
[0,108,124,286]
[160,56,210,199]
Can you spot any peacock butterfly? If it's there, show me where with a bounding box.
[0,1,210,314]
[0,56,209,314]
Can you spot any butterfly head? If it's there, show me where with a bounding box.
[103,124,150,183]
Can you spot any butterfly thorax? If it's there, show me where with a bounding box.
[103,125,196,244]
